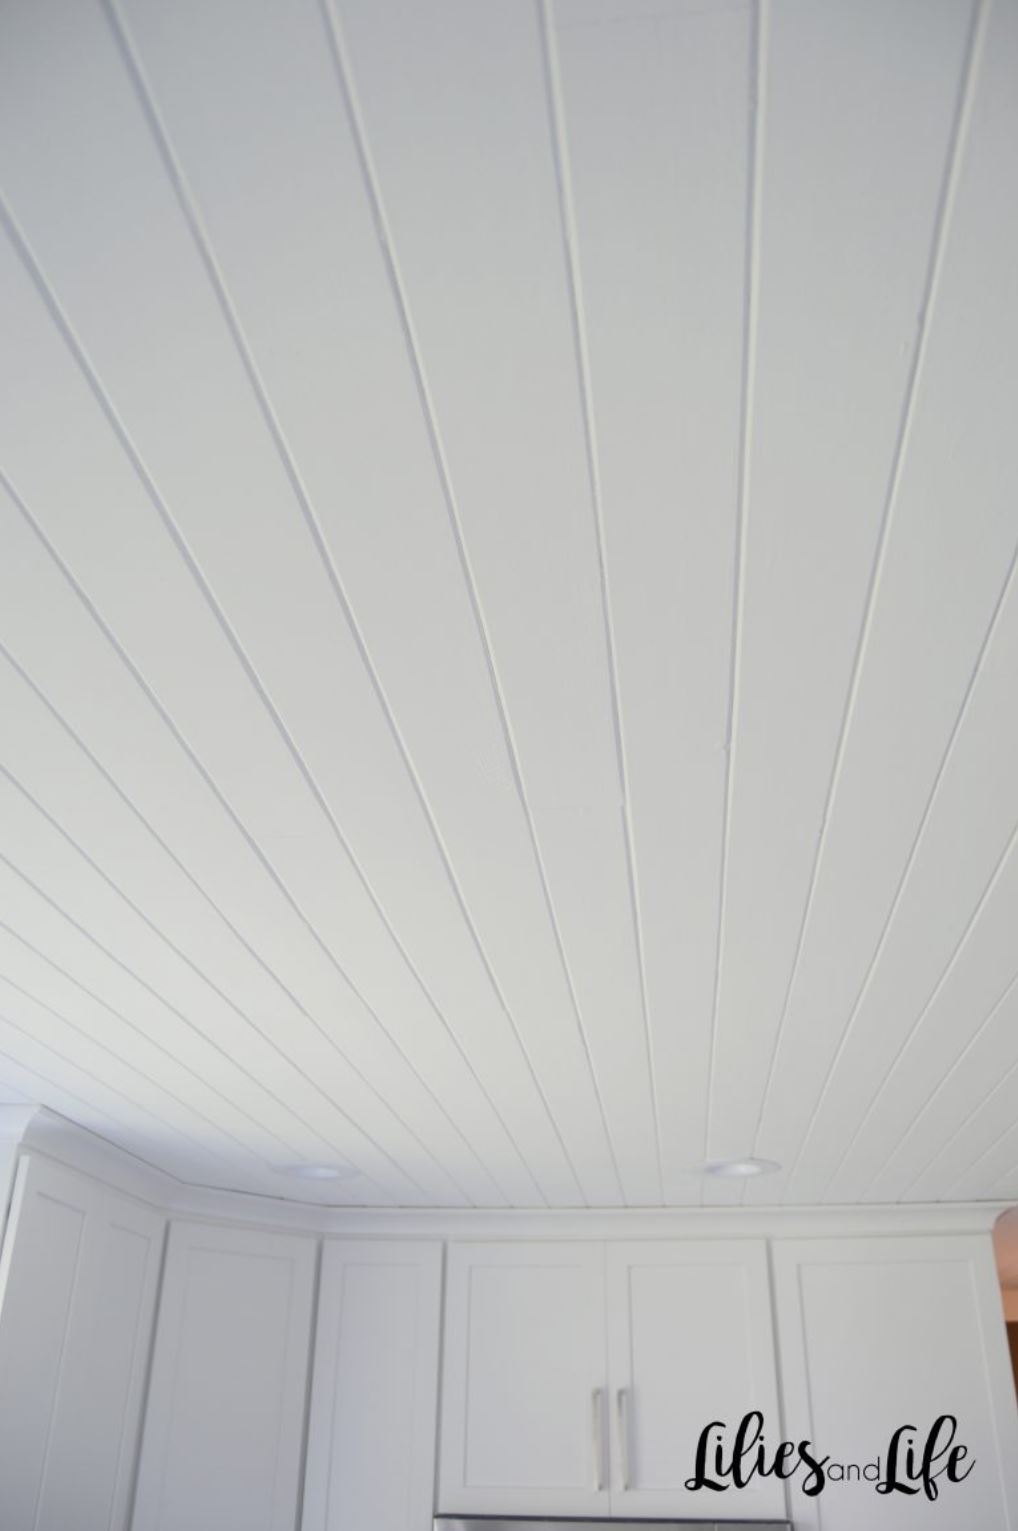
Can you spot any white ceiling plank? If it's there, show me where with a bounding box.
[0,286,536,1196]
[0,0,593,1208]
[0,0,1013,1209]
[548,0,752,1202]
[0,790,426,1202]
[0,1047,184,1180]
[958,1118,1018,1203]
[693,0,978,1185]
[817,586,1018,1204]
[333,0,685,1202]
[0,982,272,1197]
[0,657,409,1203]
[0,502,433,1202]
[110,0,632,1203]
[0,500,516,1210]
[0,580,491,1212]
[891,985,1018,1203]
[750,0,1018,1204]
[861,956,1018,1206]
[0,912,321,1196]
[0,77,505,1206]
[0,1010,260,1193]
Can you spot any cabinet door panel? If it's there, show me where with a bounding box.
[606,1239,784,1520]
[302,1240,442,1531]
[439,1242,607,1516]
[0,1154,164,1531]
[773,1235,1018,1531]
[132,1221,316,1531]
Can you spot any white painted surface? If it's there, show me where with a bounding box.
[606,1239,784,1519]
[302,1240,442,1531]
[439,1242,608,1515]
[0,1104,35,1248]
[0,1153,164,1531]
[773,1235,1018,1529]
[0,0,1014,1209]
[440,1237,785,1519]
[131,1220,317,1531]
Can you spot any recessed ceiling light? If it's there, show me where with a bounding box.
[701,1156,781,1178]
[275,1163,358,1182]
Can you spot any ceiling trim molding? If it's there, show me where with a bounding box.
[0,1104,40,1145]
[15,1113,1011,1241]
[167,1186,1009,1242]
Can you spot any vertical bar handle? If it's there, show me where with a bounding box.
[616,1386,631,1491]
[591,1388,605,1490]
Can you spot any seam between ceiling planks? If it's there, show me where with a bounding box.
[0,634,414,1204]
[75,0,533,1211]
[824,536,1018,1204]
[759,0,997,1205]
[0,766,408,1183]
[0,0,650,1210]
[101,0,640,1211]
[0,454,448,1206]
[538,0,662,1206]
[0,0,1014,1208]
[319,0,634,1206]
[99,0,536,1209]
[897,964,1018,1202]
[700,0,767,1206]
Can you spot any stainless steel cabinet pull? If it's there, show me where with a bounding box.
[590,1388,605,1490]
[616,1386,631,1491]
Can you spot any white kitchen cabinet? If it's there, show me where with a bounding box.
[0,1153,165,1531]
[302,1240,442,1531]
[438,1238,780,1519]
[606,1239,785,1520]
[438,1241,608,1515]
[131,1220,317,1531]
[773,1235,1018,1531]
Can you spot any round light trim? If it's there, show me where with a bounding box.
[701,1156,781,1179]
[276,1163,358,1182]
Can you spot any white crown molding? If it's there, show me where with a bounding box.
[0,1104,40,1144]
[8,1111,1011,1243]
[165,1185,1009,1242]
[18,1107,180,1209]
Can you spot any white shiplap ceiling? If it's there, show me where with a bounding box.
[0,0,1016,1208]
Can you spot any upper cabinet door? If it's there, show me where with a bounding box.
[0,1154,165,1531]
[772,1235,1018,1531]
[132,1221,317,1531]
[439,1242,608,1516]
[606,1239,785,1521]
[303,1240,443,1531]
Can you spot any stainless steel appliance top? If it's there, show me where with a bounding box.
[434,1520,791,1531]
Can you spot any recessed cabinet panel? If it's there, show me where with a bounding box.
[606,1240,785,1519]
[439,1242,608,1516]
[303,1241,442,1531]
[0,1154,165,1531]
[132,1221,316,1531]
[773,1236,1018,1531]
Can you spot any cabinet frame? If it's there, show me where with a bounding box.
[439,1240,609,1517]
[438,1236,782,1519]
[605,1238,785,1520]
